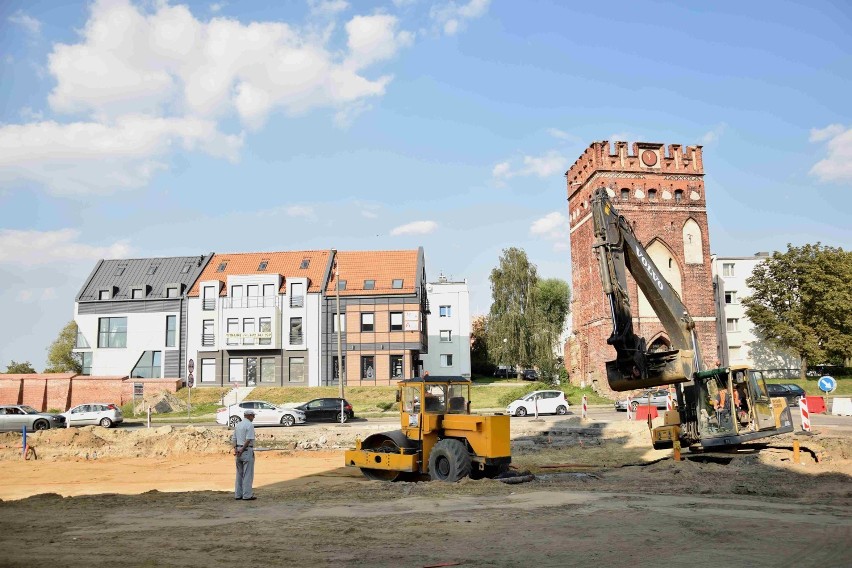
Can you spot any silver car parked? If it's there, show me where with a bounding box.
[0,405,66,432]
[62,403,124,428]
[614,389,671,412]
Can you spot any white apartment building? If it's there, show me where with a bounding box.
[421,275,471,377]
[712,254,798,369]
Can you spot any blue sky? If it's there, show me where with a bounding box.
[1,0,850,371]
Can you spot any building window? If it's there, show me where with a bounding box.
[243,318,255,345]
[229,358,244,383]
[333,313,346,333]
[300,259,310,269]
[648,189,657,201]
[390,312,403,332]
[132,351,161,378]
[114,266,125,276]
[439,305,452,318]
[364,279,375,290]
[723,263,735,277]
[165,315,176,347]
[181,264,192,274]
[99,290,110,300]
[290,283,304,308]
[202,319,214,347]
[726,318,739,332]
[98,317,127,348]
[202,286,216,310]
[440,330,452,342]
[289,357,306,382]
[290,317,303,344]
[258,260,268,271]
[260,358,275,383]
[338,280,347,291]
[263,283,275,304]
[216,261,227,272]
[80,352,92,376]
[621,188,629,201]
[131,288,144,299]
[227,318,238,345]
[361,356,375,380]
[201,359,216,383]
[729,346,741,361]
[440,354,453,367]
[390,355,404,379]
[361,313,374,332]
[725,291,737,305]
[259,317,271,346]
[165,286,179,298]
[333,356,345,380]
[147,265,158,275]
[246,357,257,386]
[674,189,683,203]
[246,284,259,307]
[392,279,404,289]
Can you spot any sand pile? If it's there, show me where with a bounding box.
[143,390,188,413]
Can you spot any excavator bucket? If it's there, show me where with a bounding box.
[606,349,695,391]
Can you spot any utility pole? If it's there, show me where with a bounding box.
[333,249,344,400]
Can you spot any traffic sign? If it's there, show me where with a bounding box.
[188,359,195,373]
[188,373,195,388]
[818,376,837,393]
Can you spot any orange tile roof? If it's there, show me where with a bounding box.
[188,250,331,296]
[325,250,419,296]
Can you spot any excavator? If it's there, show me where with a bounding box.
[591,188,794,449]
[344,375,511,482]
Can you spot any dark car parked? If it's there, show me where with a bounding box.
[295,398,355,423]
[766,384,800,406]
[494,366,517,378]
[522,369,539,381]
[780,384,806,406]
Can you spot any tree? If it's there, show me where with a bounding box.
[44,321,83,373]
[742,243,852,379]
[531,278,571,380]
[487,248,539,376]
[470,315,494,376]
[5,360,37,374]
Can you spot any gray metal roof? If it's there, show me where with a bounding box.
[76,254,214,302]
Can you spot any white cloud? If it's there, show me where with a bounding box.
[209,2,227,13]
[46,0,412,127]
[492,150,567,181]
[530,211,569,252]
[285,205,317,219]
[8,10,42,36]
[430,0,490,36]
[390,220,438,236]
[0,229,131,266]
[547,128,570,140]
[309,0,349,17]
[0,115,243,195]
[809,124,852,182]
[701,123,727,145]
[809,124,845,143]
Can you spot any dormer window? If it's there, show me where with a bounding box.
[392,279,403,289]
[131,287,145,300]
[165,286,179,298]
[258,261,268,271]
[147,265,158,275]
[99,290,110,300]
[364,280,375,290]
[216,261,227,272]
[300,259,310,269]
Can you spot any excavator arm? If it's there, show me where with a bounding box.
[591,188,703,391]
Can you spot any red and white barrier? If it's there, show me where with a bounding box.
[800,396,811,432]
[582,395,588,420]
[626,397,633,420]
[666,390,674,412]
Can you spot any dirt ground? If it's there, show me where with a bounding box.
[1,421,850,568]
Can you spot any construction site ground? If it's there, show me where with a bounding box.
[1,417,850,568]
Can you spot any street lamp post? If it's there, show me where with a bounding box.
[333,250,345,414]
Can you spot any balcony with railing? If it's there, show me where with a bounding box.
[222,296,280,309]
[290,295,304,308]
[201,333,215,347]
[202,298,216,311]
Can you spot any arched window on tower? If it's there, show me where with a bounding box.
[683,219,703,264]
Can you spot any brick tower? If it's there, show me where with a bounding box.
[566,141,717,393]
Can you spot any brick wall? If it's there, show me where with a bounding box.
[567,141,717,395]
[0,379,23,405]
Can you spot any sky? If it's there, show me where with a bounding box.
[1,0,850,371]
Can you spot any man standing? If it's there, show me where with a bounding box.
[233,409,257,500]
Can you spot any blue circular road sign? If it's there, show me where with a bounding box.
[818,376,837,393]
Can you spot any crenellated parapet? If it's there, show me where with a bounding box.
[566,141,704,197]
